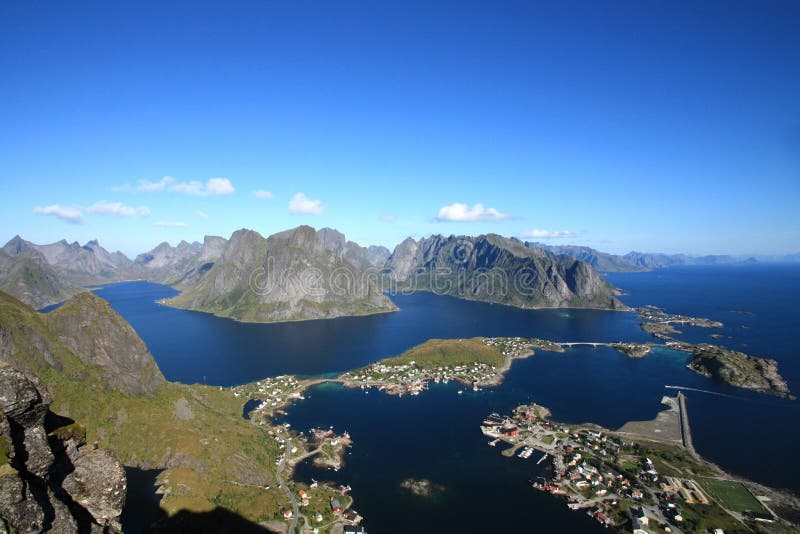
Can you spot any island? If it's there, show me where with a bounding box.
[664,341,794,399]
[637,306,724,339]
[338,337,563,395]
[610,342,652,358]
[400,478,446,498]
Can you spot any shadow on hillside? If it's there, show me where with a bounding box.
[155,507,273,533]
[121,467,273,533]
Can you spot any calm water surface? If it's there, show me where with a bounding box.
[94,264,800,532]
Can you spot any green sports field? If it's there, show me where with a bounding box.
[702,478,768,515]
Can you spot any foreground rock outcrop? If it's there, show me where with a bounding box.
[0,366,126,532]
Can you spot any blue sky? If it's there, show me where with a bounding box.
[1,0,798,257]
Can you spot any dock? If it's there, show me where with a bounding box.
[677,391,696,455]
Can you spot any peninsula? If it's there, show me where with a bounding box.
[482,397,800,532]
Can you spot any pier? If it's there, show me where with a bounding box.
[677,391,696,455]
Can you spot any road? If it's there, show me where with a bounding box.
[276,454,300,534]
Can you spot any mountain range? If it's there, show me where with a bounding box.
[1,229,796,321]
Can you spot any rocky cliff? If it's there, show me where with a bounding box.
[134,240,206,284]
[385,234,623,309]
[317,227,390,271]
[166,226,396,322]
[0,365,126,532]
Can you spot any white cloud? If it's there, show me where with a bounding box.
[196,210,209,219]
[379,214,396,224]
[115,176,235,197]
[154,221,188,228]
[288,192,323,215]
[519,229,575,239]
[435,202,512,222]
[87,201,150,218]
[253,190,274,200]
[33,205,84,224]
[204,177,235,196]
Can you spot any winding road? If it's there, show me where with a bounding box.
[276,454,300,534]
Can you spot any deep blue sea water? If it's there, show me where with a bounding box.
[92,264,800,532]
[92,282,650,385]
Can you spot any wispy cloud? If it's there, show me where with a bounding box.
[288,192,323,215]
[33,205,84,224]
[519,229,575,239]
[253,190,274,200]
[379,214,396,224]
[137,176,174,192]
[116,176,235,196]
[87,201,150,218]
[196,210,209,219]
[154,221,187,228]
[435,202,512,222]
[169,177,234,196]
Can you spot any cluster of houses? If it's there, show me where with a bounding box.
[483,404,706,531]
[637,305,721,326]
[268,423,295,465]
[232,374,306,417]
[340,359,500,396]
[483,336,536,358]
[339,337,555,398]
[280,483,363,532]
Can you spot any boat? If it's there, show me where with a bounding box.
[457,390,463,395]
[518,446,534,459]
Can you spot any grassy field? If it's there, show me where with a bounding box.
[378,337,505,369]
[702,478,768,514]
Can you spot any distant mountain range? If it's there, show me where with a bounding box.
[522,242,793,272]
[1,230,797,320]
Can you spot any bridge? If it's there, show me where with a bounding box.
[560,342,614,348]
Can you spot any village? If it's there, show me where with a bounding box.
[338,337,544,396]
[482,401,773,533]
